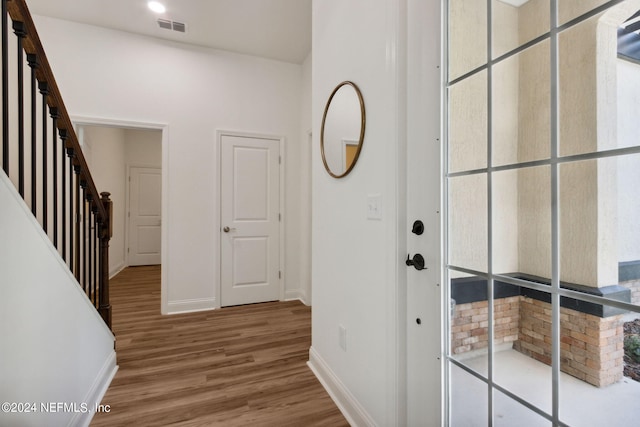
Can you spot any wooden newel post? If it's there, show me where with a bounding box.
[98,191,112,329]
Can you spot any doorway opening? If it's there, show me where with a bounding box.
[75,117,167,312]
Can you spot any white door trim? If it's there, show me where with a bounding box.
[216,129,285,308]
[71,115,170,314]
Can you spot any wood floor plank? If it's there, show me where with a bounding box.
[91,266,348,426]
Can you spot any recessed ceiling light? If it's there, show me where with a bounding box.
[497,0,530,6]
[148,1,166,14]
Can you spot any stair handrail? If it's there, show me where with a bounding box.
[3,0,112,328]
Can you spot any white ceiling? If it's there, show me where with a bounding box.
[24,0,312,64]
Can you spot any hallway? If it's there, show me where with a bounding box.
[91,266,346,426]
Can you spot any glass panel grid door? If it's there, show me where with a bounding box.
[445,0,640,425]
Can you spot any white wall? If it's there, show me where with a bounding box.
[33,15,305,313]
[0,173,116,427]
[125,129,163,167]
[83,126,127,275]
[310,0,405,424]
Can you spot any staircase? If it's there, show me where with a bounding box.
[1,0,111,328]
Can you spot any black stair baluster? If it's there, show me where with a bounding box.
[51,109,59,247]
[13,21,26,197]
[2,0,8,174]
[38,82,49,232]
[74,164,81,280]
[92,209,98,306]
[60,130,68,261]
[81,180,87,291]
[87,195,94,302]
[39,83,49,232]
[66,147,75,270]
[27,53,37,215]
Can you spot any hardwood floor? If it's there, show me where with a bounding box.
[91,266,348,427]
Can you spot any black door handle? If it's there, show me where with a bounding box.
[412,220,424,235]
[406,253,426,271]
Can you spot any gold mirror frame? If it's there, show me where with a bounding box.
[320,81,366,178]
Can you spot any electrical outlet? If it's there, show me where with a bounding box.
[339,325,347,351]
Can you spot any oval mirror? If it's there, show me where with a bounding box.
[320,81,366,178]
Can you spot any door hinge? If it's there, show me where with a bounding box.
[279,213,281,221]
[279,271,282,279]
[279,155,282,164]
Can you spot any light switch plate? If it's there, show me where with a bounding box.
[367,194,382,220]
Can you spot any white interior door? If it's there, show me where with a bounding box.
[220,134,280,307]
[128,167,162,266]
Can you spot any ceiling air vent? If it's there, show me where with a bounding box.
[157,19,172,30]
[172,21,186,33]
[157,19,186,33]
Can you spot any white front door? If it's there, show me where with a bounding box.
[406,0,443,424]
[128,167,162,266]
[220,134,281,307]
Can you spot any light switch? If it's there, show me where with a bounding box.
[367,194,382,220]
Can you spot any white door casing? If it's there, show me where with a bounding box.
[128,167,162,266]
[220,133,281,307]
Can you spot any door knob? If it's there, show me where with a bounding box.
[411,220,424,235]
[406,253,426,271]
[223,226,236,233]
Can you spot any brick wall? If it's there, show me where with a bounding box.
[513,297,624,387]
[620,279,640,305]
[451,296,520,355]
[451,295,624,387]
[513,298,552,364]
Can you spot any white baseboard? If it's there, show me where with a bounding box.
[285,289,309,306]
[109,262,126,279]
[166,297,216,314]
[71,350,118,427]
[307,346,376,427]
